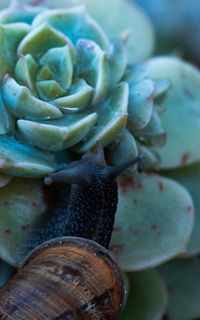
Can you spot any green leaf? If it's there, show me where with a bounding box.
[0,136,56,178]
[127,78,155,131]
[108,39,128,87]
[36,80,67,101]
[85,0,155,63]
[147,56,200,169]
[74,82,128,152]
[137,145,160,170]
[135,110,166,148]
[0,22,30,82]
[17,112,98,151]
[0,173,12,188]
[110,172,194,271]
[0,92,15,135]
[40,44,75,90]
[3,75,63,120]
[32,5,109,51]
[17,22,71,59]
[158,257,200,320]
[164,162,200,257]
[36,65,54,81]
[54,78,93,113]
[0,2,45,24]
[0,177,46,266]
[15,53,38,95]
[76,39,109,105]
[123,63,149,85]
[107,128,139,166]
[121,269,167,320]
[0,260,15,288]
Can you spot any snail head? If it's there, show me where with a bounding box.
[44,141,145,186]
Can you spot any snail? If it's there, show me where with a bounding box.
[0,142,144,319]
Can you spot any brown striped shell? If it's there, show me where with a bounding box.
[0,237,125,320]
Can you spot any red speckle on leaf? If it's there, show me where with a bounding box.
[152,225,158,230]
[158,182,164,191]
[181,152,190,166]
[32,202,37,208]
[3,201,9,207]
[186,205,193,214]
[113,227,122,232]
[110,244,125,255]
[183,88,194,99]
[133,199,138,205]
[30,0,44,5]
[4,229,11,234]
[120,177,142,193]
[21,224,30,230]
[147,93,154,101]
[160,107,167,115]
[145,171,154,177]
[156,231,161,236]
[133,230,139,236]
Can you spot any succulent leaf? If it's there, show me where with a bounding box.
[53,78,93,113]
[120,269,168,320]
[0,177,46,266]
[0,2,44,24]
[110,172,194,271]
[158,258,200,320]
[108,39,128,87]
[147,56,200,169]
[17,112,98,151]
[36,65,54,81]
[0,136,56,178]
[0,22,30,82]
[36,80,67,102]
[0,260,15,288]
[32,5,109,51]
[123,63,149,85]
[39,44,75,90]
[74,81,129,152]
[76,38,109,105]
[107,128,139,166]
[85,0,155,63]
[135,109,167,148]
[15,53,38,94]
[164,162,200,257]
[127,78,155,131]
[0,173,12,188]
[17,22,71,59]
[0,92,15,135]
[3,75,63,120]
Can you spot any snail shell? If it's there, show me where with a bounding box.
[0,237,124,320]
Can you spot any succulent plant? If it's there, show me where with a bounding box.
[0,0,200,319]
[0,0,167,179]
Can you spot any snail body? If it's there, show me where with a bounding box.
[0,142,144,319]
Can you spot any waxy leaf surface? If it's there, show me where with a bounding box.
[110,172,194,271]
[120,269,167,320]
[148,56,200,169]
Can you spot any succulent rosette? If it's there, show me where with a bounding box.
[0,0,166,179]
[0,0,200,319]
